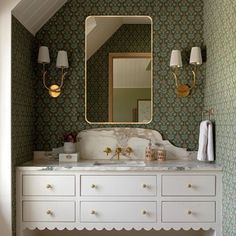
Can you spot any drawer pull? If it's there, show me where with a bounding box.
[91,184,96,189]
[46,184,53,189]
[46,210,53,216]
[91,210,96,215]
[187,210,192,215]
[142,210,147,215]
[187,184,192,188]
[66,155,72,159]
[142,184,148,188]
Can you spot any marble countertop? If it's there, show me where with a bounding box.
[17,159,222,171]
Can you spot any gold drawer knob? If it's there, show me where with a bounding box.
[142,210,147,215]
[91,184,96,188]
[187,210,192,215]
[187,184,192,188]
[91,210,96,215]
[46,184,53,189]
[46,210,53,215]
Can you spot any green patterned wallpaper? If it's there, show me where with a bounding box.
[87,24,151,122]
[203,1,236,235]
[35,0,205,151]
[11,16,35,235]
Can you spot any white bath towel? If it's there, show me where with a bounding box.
[197,120,214,161]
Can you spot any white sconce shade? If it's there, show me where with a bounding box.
[190,47,202,65]
[170,50,182,67]
[38,46,50,64]
[56,50,69,68]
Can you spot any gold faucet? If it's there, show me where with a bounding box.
[108,146,133,160]
[103,147,112,156]
[115,147,122,160]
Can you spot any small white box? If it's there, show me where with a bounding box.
[59,153,79,162]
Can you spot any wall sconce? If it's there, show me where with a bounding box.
[170,47,202,97]
[38,46,69,98]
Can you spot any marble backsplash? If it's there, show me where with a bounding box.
[77,128,193,161]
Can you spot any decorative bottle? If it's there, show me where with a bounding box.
[145,139,154,161]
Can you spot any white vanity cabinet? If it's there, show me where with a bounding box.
[16,168,222,236]
[22,175,76,196]
[81,175,157,196]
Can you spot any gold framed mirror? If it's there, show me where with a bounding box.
[85,16,153,124]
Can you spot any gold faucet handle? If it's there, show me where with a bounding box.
[125,147,133,155]
[115,147,122,154]
[103,147,112,156]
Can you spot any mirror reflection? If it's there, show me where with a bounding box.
[86,16,152,123]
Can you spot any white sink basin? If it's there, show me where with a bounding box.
[93,160,146,167]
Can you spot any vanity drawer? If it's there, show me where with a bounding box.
[162,201,215,222]
[23,201,75,222]
[81,201,157,222]
[162,175,216,196]
[22,175,75,196]
[81,175,157,196]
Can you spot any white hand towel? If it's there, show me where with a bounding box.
[197,120,214,161]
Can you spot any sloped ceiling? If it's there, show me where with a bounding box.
[86,17,122,60]
[12,0,67,35]
[86,16,151,60]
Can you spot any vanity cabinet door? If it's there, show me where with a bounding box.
[80,201,157,222]
[22,175,75,196]
[23,201,75,222]
[81,175,156,196]
[162,175,216,196]
[162,201,215,222]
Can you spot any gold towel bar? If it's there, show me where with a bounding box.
[201,108,214,120]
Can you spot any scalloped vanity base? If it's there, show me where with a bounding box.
[16,169,222,236]
[23,225,217,231]
[23,229,216,236]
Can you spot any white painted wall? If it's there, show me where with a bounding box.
[0,0,21,235]
[113,58,151,88]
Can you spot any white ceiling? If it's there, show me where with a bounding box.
[113,58,151,88]
[12,0,67,35]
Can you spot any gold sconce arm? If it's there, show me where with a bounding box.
[190,65,197,90]
[171,67,190,97]
[171,67,180,88]
[42,70,51,91]
[41,65,68,98]
[57,68,68,90]
[171,65,200,97]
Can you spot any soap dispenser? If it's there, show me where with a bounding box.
[145,139,154,161]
